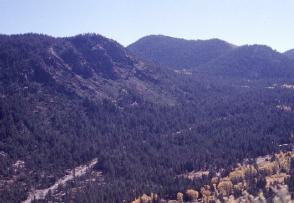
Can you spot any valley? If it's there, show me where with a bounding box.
[0,33,294,202]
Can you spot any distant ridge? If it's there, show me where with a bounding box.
[284,49,294,59]
[128,35,294,79]
[197,44,294,79]
[127,35,235,69]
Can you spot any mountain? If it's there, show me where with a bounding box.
[197,45,294,79]
[0,33,181,202]
[1,33,294,203]
[128,35,294,80]
[0,33,177,106]
[284,49,294,59]
[127,35,235,69]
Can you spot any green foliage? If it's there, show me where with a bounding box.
[0,34,294,202]
[128,35,233,69]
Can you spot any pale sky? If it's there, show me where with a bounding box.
[1,0,293,52]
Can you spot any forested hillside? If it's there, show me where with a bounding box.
[285,49,294,60]
[198,45,294,79]
[0,33,294,202]
[127,35,234,69]
[128,35,294,81]
[133,152,294,203]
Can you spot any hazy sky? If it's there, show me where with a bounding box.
[1,0,293,52]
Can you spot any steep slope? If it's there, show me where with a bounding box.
[127,35,235,69]
[198,45,294,79]
[0,33,176,106]
[284,49,294,60]
[1,33,294,203]
[0,33,181,202]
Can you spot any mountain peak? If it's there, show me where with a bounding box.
[0,33,174,105]
[127,35,235,69]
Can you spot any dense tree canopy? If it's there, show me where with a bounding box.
[0,34,294,202]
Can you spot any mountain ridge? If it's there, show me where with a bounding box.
[284,49,294,60]
[127,35,235,69]
[128,35,294,80]
[1,33,294,203]
[0,33,179,106]
[197,44,294,79]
